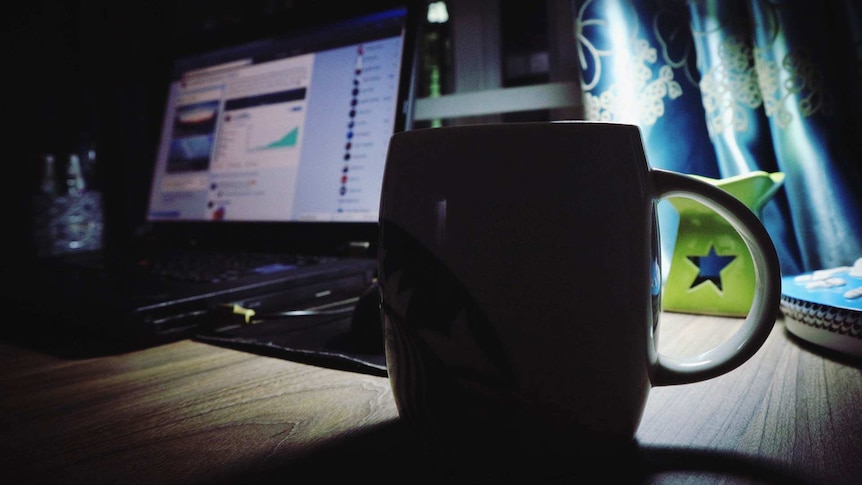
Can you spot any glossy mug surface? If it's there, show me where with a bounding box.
[377,122,780,462]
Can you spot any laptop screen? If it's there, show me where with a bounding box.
[146,4,415,227]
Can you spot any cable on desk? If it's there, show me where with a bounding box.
[212,301,356,326]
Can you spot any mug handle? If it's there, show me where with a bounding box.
[650,169,782,386]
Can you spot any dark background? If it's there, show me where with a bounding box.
[2,0,554,264]
[2,0,321,263]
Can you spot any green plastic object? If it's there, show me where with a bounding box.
[663,171,785,317]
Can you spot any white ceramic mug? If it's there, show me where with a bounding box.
[377,121,781,466]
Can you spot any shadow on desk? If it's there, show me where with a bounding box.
[2,308,134,358]
[217,420,815,485]
[2,310,854,485]
[2,302,391,378]
[782,327,862,369]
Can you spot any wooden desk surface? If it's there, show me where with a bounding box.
[1,314,861,484]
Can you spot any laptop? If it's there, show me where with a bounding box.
[7,0,421,349]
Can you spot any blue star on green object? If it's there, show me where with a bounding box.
[687,246,736,291]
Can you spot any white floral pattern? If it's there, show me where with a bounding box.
[577,1,830,132]
[699,35,762,136]
[577,1,683,126]
[582,39,683,126]
[755,46,832,129]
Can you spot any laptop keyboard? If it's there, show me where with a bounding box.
[137,250,335,284]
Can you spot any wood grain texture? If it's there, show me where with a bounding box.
[640,314,862,484]
[0,314,860,484]
[0,340,398,485]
